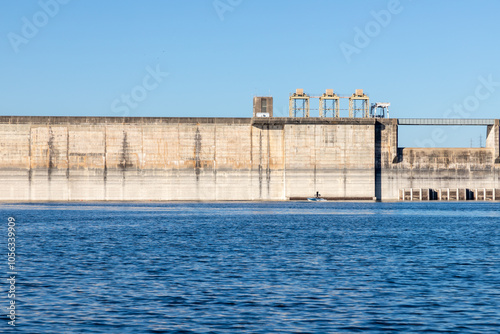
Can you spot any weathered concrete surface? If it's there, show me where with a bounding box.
[377,118,500,200]
[0,116,498,201]
[0,116,374,201]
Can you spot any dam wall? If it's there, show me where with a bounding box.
[0,116,498,201]
[377,119,500,200]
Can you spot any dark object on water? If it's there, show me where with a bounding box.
[308,191,327,202]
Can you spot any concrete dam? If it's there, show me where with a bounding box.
[1,112,500,202]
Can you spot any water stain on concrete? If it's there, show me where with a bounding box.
[47,127,55,181]
[194,127,202,182]
[119,130,133,179]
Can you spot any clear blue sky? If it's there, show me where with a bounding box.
[1,0,500,147]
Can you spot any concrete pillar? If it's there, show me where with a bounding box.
[410,188,413,201]
[486,120,499,163]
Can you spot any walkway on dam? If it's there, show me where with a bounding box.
[397,118,496,125]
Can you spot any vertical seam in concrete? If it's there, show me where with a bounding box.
[375,122,381,201]
[313,125,317,192]
[28,125,32,201]
[283,124,286,200]
[177,123,180,199]
[496,119,500,163]
[104,125,107,200]
[194,126,201,184]
[141,125,144,170]
[66,127,69,201]
[214,124,217,201]
[259,129,262,200]
[121,128,127,200]
[267,125,271,198]
[343,126,347,197]
[47,126,54,183]
[250,124,253,200]
[47,126,54,200]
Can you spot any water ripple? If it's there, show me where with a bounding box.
[1,202,499,333]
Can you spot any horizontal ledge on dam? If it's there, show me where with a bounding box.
[0,116,253,125]
[1,116,497,125]
[2,116,496,126]
[252,117,378,126]
[398,118,496,126]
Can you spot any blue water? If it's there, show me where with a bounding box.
[1,202,500,333]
